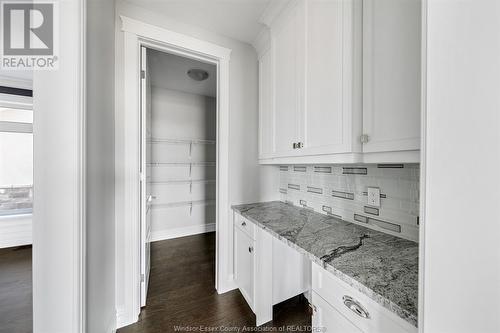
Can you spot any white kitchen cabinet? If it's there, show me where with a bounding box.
[312,291,363,333]
[362,0,421,153]
[256,0,421,164]
[270,0,304,157]
[233,212,311,325]
[312,262,417,333]
[301,0,362,157]
[234,223,255,310]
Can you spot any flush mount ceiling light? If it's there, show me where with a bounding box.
[187,68,209,81]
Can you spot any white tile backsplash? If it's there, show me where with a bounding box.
[278,164,420,242]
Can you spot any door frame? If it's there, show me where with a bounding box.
[116,16,232,328]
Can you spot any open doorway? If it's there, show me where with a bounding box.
[0,74,33,333]
[139,47,217,307]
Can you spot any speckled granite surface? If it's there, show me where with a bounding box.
[232,201,418,327]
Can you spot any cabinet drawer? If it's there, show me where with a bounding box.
[312,291,363,333]
[234,213,256,240]
[312,262,416,333]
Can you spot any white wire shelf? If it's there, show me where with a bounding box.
[147,162,216,167]
[150,199,216,209]
[148,179,216,185]
[147,138,216,145]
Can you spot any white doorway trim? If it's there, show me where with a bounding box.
[32,0,86,332]
[116,16,232,328]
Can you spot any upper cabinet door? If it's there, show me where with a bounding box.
[258,49,274,159]
[301,0,362,156]
[271,2,304,157]
[362,0,421,152]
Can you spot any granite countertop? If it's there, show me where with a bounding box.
[232,201,418,327]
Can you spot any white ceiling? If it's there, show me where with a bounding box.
[148,48,217,97]
[125,0,271,44]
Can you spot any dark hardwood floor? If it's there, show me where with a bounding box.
[0,245,32,333]
[119,232,311,333]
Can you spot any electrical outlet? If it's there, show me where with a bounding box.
[367,187,381,207]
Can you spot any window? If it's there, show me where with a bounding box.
[0,104,33,216]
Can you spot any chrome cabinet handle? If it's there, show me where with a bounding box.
[241,221,246,227]
[343,295,370,319]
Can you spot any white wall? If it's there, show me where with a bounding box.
[87,0,116,332]
[149,86,217,240]
[423,1,500,332]
[115,0,278,326]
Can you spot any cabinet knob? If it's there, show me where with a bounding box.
[248,246,253,253]
[292,142,297,149]
[298,142,303,148]
[241,221,246,227]
[343,295,370,319]
[360,134,370,144]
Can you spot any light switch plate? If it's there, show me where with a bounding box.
[367,187,381,207]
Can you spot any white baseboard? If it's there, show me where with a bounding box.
[116,307,138,330]
[151,223,216,242]
[0,214,32,248]
[106,313,117,333]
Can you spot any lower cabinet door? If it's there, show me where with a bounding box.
[312,291,363,333]
[234,226,255,309]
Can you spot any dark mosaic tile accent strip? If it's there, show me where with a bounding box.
[364,206,379,216]
[293,166,307,172]
[314,166,332,173]
[279,188,287,194]
[332,190,355,200]
[279,166,289,171]
[307,186,323,194]
[377,164,405,169]
[369,217,402,233]
[362,191,387,198]
[287,184,300,191]
[354,213,368,223]
[343,167,368,175]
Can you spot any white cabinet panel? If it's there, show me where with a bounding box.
[362,0,421,152]
[234,226,255,309]
[271,2,304,157]
[312,291,363,333]
[302,0,361,155]
[258,49,274,159]
[272,236,310,305]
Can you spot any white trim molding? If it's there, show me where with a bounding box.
[115,16,232,329]
[150,223,216,243]
[32,0,86,332]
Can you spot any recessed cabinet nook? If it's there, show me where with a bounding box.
[256,0,421,164]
